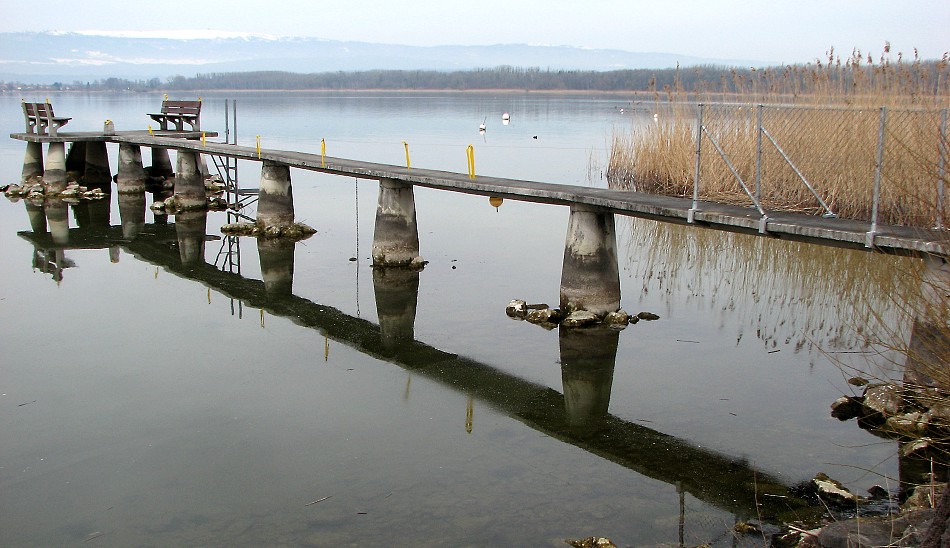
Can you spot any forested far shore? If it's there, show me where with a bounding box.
[3,54,948,103]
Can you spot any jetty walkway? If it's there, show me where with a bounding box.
[10,126,950,324]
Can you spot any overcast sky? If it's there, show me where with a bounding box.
[3,0,947,65]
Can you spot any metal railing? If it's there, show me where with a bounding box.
[684,103,949,244]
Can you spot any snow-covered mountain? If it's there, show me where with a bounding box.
[0,31,766,83]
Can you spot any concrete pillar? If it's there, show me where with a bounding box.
[373,267,420,350]
[150,147,174,179]
[72,198,111,231]
[257,161,294,228]
[903,255,950,389]
[175,210,208,266]
[559,205,621,317]
[24,201,47,234]
[65,142,86,177]
[559,326,618,437]
[118,192,147,239]
[199,154,210,178]
[257,239,295,295]
[45,199,69,245]
[83,141,112,191]
[21,142,43,181]
[116,143,147,193]
[372,178,421,266]
[43,142,67,193]
[173,150,207,211]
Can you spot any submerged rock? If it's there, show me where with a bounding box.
[506,299,527,319]
[565,537,616,548]
[561,310,599,328]
[830,396,865,421]
[863,383,904,417]
[526,308,563,326]
[220,222,317,241]
[604,310,630,327]
[811,473,857,507]
[636,311,660,321]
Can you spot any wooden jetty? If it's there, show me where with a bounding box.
[10,124,950,323]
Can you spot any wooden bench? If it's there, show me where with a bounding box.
[148,99,202,131]
[22,101,72,137]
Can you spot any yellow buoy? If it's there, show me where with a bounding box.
[489,196,503,210]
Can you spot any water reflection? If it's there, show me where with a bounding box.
[10,204,821,525]
[619,217,919,373]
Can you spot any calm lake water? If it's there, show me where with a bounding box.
[0,91,922,546]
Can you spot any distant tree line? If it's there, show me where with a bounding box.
[4,56,947,101]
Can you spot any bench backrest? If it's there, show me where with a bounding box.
[161,100,201,116]
[23,101,56,118]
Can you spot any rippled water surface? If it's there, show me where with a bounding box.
[0,91,921,546]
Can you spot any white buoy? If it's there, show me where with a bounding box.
[502,112,510,125]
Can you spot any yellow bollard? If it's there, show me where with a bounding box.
[164,93,168,101]
[466,144,476,179]
[256,135,261,159]
[147,124,154,136]
[321,138,326,168]
[201,132,206,147]
[402,141,411,170]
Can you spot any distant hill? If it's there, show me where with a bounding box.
[0,31,768,83]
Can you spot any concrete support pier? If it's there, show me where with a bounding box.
[559,326,619,437]
[118,193,147,239]
[257,239,295,295]
[175,210,208,266]
[373,268,420,350]
[45,199,69,245]
[372,178,422,267]
[65,142,86,178]
[83,142,112,191]
[559,205,621,317]
[117,143,147,193]
[173,151,207,211]
[150,147,175,179]
[257,161,295,228]
[43,142,67,193]
[21,142,43,181]
[903,255,950,388]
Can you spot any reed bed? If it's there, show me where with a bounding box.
[608,49,950,228]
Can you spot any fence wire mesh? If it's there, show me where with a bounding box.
[608,103,949,228]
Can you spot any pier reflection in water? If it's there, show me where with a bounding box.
[11,199,821,530]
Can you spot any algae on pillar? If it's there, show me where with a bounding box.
[372,178,422,267]
[21,142,43,182]
[257,239,295,295]
[43,142,67,194]
[257,161,295,228]
[173,151,207,211]
[83,142,112,191]
[559,205,621,317]
[373,267,420,350]
[150,147,174,179]
[116,143,147,193]
[559,326,619,436]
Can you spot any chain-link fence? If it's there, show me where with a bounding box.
[609,103,949,229]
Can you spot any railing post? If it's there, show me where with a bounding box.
[867,106,887,248]
[937,108,948,229]
[688,103,704,223]
[755,104,763,206]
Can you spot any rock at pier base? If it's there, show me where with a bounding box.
[220,221,316,241]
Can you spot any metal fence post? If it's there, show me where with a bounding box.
[688,103,703,223]
[755,104,763,205]
[938,108,948,229]
[867,106,887,247]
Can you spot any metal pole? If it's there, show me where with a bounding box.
[688,103,704,223]
[755,104,763,205]
[224,99,230,144]
[937,108,948,229]
[868,106,887,247]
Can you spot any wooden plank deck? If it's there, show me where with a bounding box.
[12,131,949,257]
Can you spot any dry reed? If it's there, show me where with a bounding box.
[608,48,950,228]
